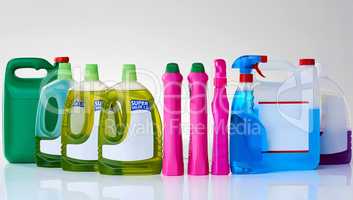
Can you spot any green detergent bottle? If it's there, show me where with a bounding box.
[98,64,162,175]
[35,62,74,167]
[3,57,60,163]
[61,64,106,171]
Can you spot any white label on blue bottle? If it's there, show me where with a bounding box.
[102,100,154,161]
[66,100,102,160]
[258,103,309,152]
[40,136,61,155]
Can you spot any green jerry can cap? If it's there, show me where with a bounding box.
[191,62,205,72]
[58,63,73,80]
[85,64,99,81]
[165,63,180,73]
[122,64,137,81]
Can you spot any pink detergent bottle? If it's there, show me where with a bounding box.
[211,59,230,175]
[162,63,184,176]
[188,62,209,175]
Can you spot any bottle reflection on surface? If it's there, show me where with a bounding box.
[5,164,65,200]
[210,176,230,200]
[162,176,184,200]
[98,175,162,200]
[318,165,352,186]
[231,170,320,200]
[62,170,100,200]
[317,165,352,199]
[188,176,209,200]
[3,164,352,200]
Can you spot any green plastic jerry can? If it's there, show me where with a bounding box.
[3,58,57,163]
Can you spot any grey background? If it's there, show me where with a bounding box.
[1,0,352,163]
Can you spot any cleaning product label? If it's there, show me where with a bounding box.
[131,100,150,111]
[258,102,310,152]
[102,100,154,161]
[67,99,102,160]
[40,136,61,155]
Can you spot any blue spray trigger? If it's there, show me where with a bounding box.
[232,55,267,77]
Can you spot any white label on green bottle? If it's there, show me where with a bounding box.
[102,100,154,161]
[40,136,61,155]
[66,100,101,160]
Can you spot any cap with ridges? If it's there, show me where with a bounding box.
[57,63,73,80]
[85,64,99,81]
[166,63,180,73]
[122,64,137,81]
[191,62,205,72]
[299,58,315,66]
[54,57,69,63]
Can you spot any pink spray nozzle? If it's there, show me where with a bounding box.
[214,59,227,87]
[214,59,226,77]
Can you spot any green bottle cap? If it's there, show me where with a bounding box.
[57,63,73,80]
[122,64,137,81]
[191,62,205,72]
[165,63,180,73]
[85,64,99,81]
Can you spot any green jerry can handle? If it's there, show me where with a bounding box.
[5,57,55,83]
[99,89,129,144]
[4,57,56,163]
[63,90,95,143]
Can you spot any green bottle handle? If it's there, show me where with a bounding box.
[63,91,94,143]
[99,90,129,144]
[36,93,63,139]
[5,58,55,82]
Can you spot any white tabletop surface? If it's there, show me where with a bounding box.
[0,163,352,200]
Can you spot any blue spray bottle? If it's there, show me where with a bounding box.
[230,55,268,174]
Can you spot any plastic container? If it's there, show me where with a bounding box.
[255,57,320,172]
[35,62,74,167]
[316,60,352,164]
[211,59,230,175]
[187,63,209,175]
[3,57,58,163]
[230,55,267,174]
[162,63,184,176]
[98,64,162,175]
[230,55,321,173]
[61,64,106,171]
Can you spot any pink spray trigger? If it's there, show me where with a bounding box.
[214,59,226,77]
[214,59,227,87]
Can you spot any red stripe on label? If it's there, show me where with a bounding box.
[262,150,309,153]
[258,101,309,104]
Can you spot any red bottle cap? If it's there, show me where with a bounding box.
[54,57,70,63]
[299,58,315,66]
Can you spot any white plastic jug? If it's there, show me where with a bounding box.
[317,62,351,164]
[254,58,320,154]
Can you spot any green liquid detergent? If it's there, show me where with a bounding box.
[35,62,73,167]
[61,64,106,171]
[98,64,162,175]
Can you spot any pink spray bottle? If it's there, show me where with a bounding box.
[211,59,230,175]
[162,63,184,176]
[188,63,209,175]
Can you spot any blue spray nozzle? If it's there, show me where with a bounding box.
[232,55,267,77]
